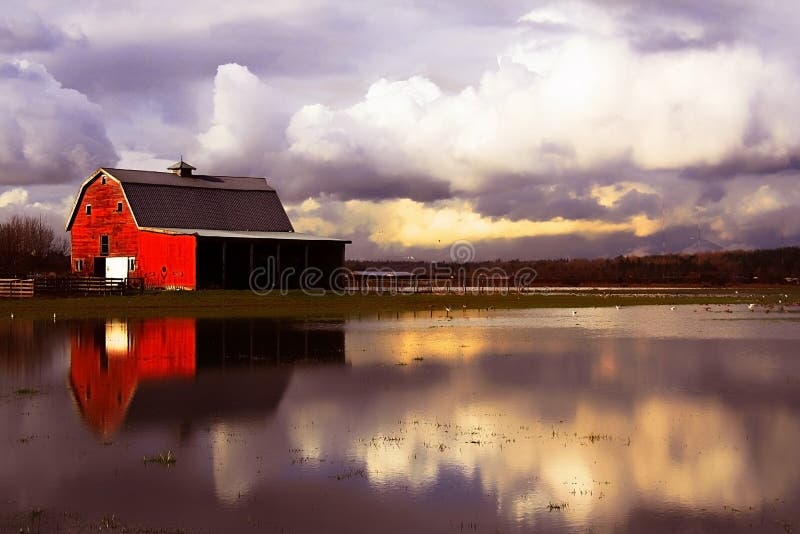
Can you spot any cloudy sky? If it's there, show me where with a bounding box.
[2,0,799,259]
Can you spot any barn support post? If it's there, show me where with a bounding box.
[249,319,253,360]
[276,244,281,290]
[221,241,227,289]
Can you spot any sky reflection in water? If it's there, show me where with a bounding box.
[1,306,799,532]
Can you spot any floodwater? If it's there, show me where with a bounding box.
[1,306,799,533]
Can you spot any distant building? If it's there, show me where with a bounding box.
[66,161,350,289]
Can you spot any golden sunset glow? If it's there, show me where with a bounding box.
[289,198,662,250]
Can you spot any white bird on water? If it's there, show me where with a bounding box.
[10,313,13,319]
[748,303,756,310]
[670,306,676,311]
[571,310,577,316]
[615,305,621,310]
[445,306,451,318]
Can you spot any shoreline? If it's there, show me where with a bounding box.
[1,287,797,320]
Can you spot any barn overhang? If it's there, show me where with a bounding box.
[139,227,351,244]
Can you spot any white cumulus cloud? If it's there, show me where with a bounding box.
[197,63,290,171]
[286,11,800,194]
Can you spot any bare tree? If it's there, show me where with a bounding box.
[0,215,67,276]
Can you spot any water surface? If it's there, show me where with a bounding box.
[1,306,799,532]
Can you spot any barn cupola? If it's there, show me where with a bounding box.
[167,159,196,177]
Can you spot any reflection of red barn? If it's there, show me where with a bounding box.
[69,319,196,438]
[66,161,349,289]
[67,318,343,438]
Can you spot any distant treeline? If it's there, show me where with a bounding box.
[347,247,800,286]
[0,215,69,277]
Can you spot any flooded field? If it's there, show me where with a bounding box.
[2,306,799,532]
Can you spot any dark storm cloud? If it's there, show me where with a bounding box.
[40,12,371,130]
[272,158,453,203]
[680,152,800,182]
[473,183,606,221]
[620,3,741,52]
[471,182,661,224]
[626,26,736,53]
[467,159,662,222]
[612,190,661,218]
[697,183,726,204]
[410,0,546,27]
[0,10,72,53]
[0,60,117,186]
[48,16,364,100]
[592,0,796,59]
[735,205,800,247]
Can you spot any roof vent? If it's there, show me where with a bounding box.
[167,158,196,177]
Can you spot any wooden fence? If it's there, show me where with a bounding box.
[0,279,34,298]
[33,277,145,296]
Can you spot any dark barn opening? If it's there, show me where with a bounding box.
[196,236,347,290]
[93,257,106,277]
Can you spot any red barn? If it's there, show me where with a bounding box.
[66,161,349,290]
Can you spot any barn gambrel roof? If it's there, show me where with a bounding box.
[66,167,294,233]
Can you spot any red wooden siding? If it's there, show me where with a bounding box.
[70,172,197,289]
[138,231,196,290]
[70,174,139,275]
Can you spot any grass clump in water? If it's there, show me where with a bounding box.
[584,433,611,443]
[143,450,176,466]
[14,388,39,396]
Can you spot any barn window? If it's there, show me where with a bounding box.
[75,259,84,271]
[128,257,136,271]
[101,176,107,185]
[85,204,92,216]
[100,235,109,256]
[116,202,123,212]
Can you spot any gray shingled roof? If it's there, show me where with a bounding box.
[121,183,294,232]
[66,168,294,232]
[104,168,272,191]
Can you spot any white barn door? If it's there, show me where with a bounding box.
[105,257,129,279]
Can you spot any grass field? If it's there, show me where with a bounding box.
[1,287,797,320]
